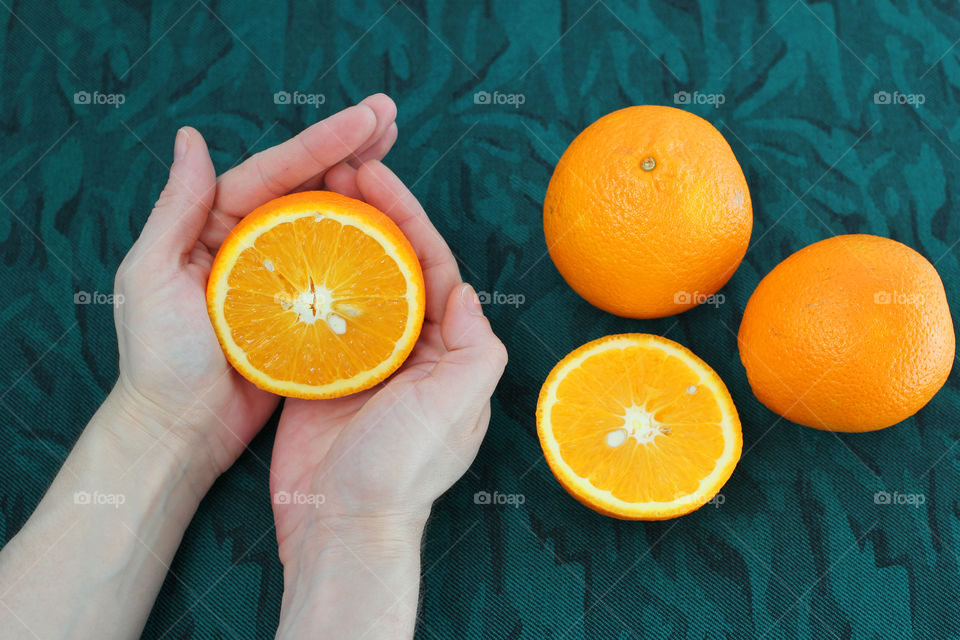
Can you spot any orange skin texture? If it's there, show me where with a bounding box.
[543,105,752,319]
[738,234,955,432]
[206,190,425,399]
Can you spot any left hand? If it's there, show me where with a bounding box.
[112,94,400,480]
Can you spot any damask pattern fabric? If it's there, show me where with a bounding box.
[1,1,958,638]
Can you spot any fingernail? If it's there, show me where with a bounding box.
[173,127,188,161]
[460,283,484,317]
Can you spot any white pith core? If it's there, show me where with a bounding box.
[279,278,349,334]
[607,405,671,447]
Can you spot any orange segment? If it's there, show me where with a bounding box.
[536,334,741,520]
[206,191,425,399]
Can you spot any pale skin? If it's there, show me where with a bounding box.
[0,94,507,639]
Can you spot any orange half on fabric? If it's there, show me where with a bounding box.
[537,334,742,520]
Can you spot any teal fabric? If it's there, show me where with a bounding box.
[1,1,959,638]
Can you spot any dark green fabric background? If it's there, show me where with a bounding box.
[2,1,959,638]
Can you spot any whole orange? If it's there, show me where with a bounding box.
[738,234,955,432]
[543,105,752,318]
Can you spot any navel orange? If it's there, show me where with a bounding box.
[738,234,954,432]
[536,334,742,520]
[543,105,752,319]
[206,191,425,399]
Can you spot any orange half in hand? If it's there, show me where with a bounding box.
[207,191,425,399]
[537,334,741,520]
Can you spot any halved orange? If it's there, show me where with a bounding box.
[536,334,741,520]
[206,191,425,399]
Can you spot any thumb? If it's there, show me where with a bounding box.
[136,127,216,267]
[427,283,508,413]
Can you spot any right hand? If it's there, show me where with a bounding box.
[269,159,508,565]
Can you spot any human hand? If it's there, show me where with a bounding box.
[0,99,402,640]
[269,160,507,638]
[111,95,400,483]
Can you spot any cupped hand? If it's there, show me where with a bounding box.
[112,95,400,478]
[269,160,508,564]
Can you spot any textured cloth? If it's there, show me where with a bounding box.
[1,1,959,638]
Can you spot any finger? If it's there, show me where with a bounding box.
[355,122,397,165]
[136,127,215,268]
[348,116,397,168]
[322,163,362,198]
[348,94,397,168]
[294,122,398,194]
[356,160,461,323]
[426,283,508,415]
[351,122,397,162]
[218,95,394,209]
[213,103,378,217]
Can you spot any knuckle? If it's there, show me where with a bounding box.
[485,338,508,370]
[252,154,291,197]
[114,257,132,289]
[153,184,178,210]
[297,131,330,168]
